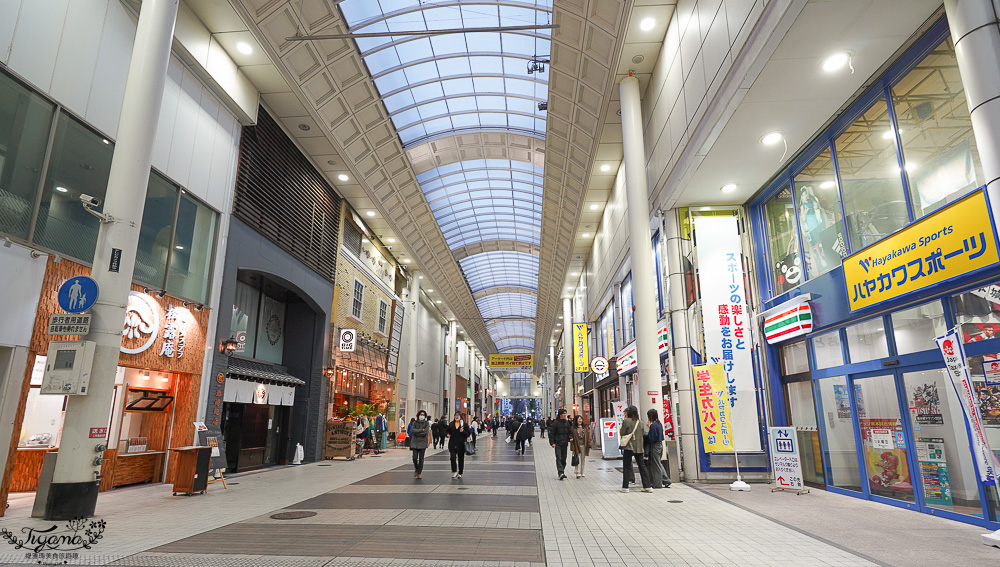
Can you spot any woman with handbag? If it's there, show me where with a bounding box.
[570,415,591,478]
[446,413,472,479]
[514,418,533,454]
[619,406,653,493]
[645,408,671,488]
[409,410,432,479]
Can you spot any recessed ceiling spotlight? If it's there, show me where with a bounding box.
[436,300,442,304]
[589,203,599,210]
[720,183,738,193]
[418,275,423,279]
[822,51,850,73]
[403,258,411,263]
[236,41,253,55]
[571,272,578,276]
[298,123,310,131]
[600,164,611,172]
[386,238,396,243]
[175,245,184,250]
[639,17,656,31]
[761,131,783,146]
[632,54,645,65]
[582,233,590,238]
[327,159,336,166]
[366,210,376,217]
[338,174,349,182]
[820,181,836,189]
[55,186,68,193]
[102,139,110,145]
[427,289,433,292]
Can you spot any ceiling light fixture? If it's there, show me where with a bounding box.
[436,300,442,304]
[386,238,395,243]
[175,245,184,250]
[761,131,783,145]
[571,272,578,277]
[427,289,433,292]
[236,41,253,55]
[600,164,611,172]
[366,210,375,217]
[297,123,310,131]
[822,51,852,73]
[403,258,411,263]
[720,183,738,193]
[582,233,590,238]
[338,174,349,182]
[589,203,599,210]
[55,186,68,193]
[639,17,656,31]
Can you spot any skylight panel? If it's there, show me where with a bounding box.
[374,69,409,93]
[383,90,416,113]
[466,32,501,52]
[409,82,445,104]
[396,38,435,65]
[421,6,463,30]
[450,113,481,128]
[472,76,505,93]
[447,96,478,113]
[461,4,499,26]
[436,57,472,77]
[442,77,475,95]
[403,61,440,83]
[429,34,468,56]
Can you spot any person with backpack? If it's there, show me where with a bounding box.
[547,409,573,480]
[410,410,432,479]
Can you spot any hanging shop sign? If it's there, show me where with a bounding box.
[615,342,636,375]
[339,328,357,352]
[763,300,812,344]
[488,354,533,369]
[693,214,761,451]
[573,323,589,372]
[693,363,732,452]
[768,427,804,491]
[590,356,608,375]
[657,319,669,354]
[935,328,1000,483]
[844,189,1000,311]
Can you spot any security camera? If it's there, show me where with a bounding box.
[80,193,114,224]
[80,194,102,207]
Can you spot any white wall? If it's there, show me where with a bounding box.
[0,0,242,214]
[0,245,47,348]
[586,168,631,319]
[405,295,444,411]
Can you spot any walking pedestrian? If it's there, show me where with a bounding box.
[570,415,591,478]
[470,416,480,448]
[645,408,671,488]
[548,408,572,480]
[619,406,652,493]
[492,416,499,437]
[514,418,533,454]
[446,413,471,479]
[410,410,431,479]
[539,417,547,439]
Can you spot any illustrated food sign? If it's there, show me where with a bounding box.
[488,354,533,369]
[573,323,589,372]
[843,189,1000,311]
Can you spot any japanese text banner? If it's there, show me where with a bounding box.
[843,189,1000,311]
[488,354,533,369]
[693,364,733,452]
[573,323,589,372]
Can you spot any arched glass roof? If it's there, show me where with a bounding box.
[341,0,549,360]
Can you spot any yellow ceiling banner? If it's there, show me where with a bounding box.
[843,189,1000,311]
[488,354,533,369]
[573,323,589,372]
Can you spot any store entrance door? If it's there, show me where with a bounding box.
[846,365,989,521]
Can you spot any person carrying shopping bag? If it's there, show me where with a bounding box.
[570,415,591,478]
[619,406,653,493]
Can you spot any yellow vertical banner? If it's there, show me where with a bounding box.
[573,323,589,372]
[693,364,733,452]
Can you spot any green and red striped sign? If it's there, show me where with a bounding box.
[764,303,812,344]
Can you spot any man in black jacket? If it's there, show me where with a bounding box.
[548,409,573,480]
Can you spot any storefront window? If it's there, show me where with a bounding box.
[765,185,801,294]
[134,172,177,288]
[845,318,889,362]
[780,341,809,375]
[892,38,983,219]
[812,330,844,369]
[167,192,217,303]
[967,354,1000,520]
[786,380,824,485]
[903,368,984,517]
[891,301,945,355]
[855,373,914,503]
[33,112,114,263]
[835,97,909,251]
[952,284,1000,344]
[794,148,848,277]
[0,71,53,240]
[816,375,862,492]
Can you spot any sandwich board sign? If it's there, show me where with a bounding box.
[768,427,808,494]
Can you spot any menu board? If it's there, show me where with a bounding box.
[197,429,228,470]
[324,420,357,459]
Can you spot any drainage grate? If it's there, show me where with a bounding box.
[668,500,683,503]
[318,464,333,467]
[458,487,470,490]
[270,511,318,520]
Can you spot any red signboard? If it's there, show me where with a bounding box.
[89,427,107,439]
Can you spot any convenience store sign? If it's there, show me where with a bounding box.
[843,189,1000,311]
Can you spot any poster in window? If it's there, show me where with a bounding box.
[833,384,851,419]
[975,383,1000,426]
[908,382,943,426]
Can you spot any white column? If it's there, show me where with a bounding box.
[666,211,698,481]
[548,343,556,417]
[405,273,420,422]
[619,75,661,418]
[447,320,457,416]
[944,1,1000,547]
[45,0,179,521]
[562,297,573,413]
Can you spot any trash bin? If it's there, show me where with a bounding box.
[169,446,211,496]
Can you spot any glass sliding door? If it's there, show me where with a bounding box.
[853,373,915,503]
[816,375,863,492]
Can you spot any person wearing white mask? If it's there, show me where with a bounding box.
[410,410,432,479]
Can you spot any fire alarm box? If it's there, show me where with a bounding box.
[41,341,96,395]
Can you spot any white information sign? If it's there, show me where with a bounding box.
[599,418,621,459]
[768,427,804,491]
[339,328,356,352]
[693,215,762,451]
[611,401,626,421]
[871,428,894,449]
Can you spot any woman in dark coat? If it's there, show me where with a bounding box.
[514,418,534,454]
[446,413,472,479]
[409,410,432,479]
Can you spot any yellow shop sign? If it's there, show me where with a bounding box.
[843,189,1000,311]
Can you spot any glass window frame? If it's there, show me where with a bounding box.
[351,278,365,320]
[377,299,389,334]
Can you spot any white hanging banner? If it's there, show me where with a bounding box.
[693,215,761,452]
[936,329,1000,484]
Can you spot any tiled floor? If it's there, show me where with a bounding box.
[0,436,997,566]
